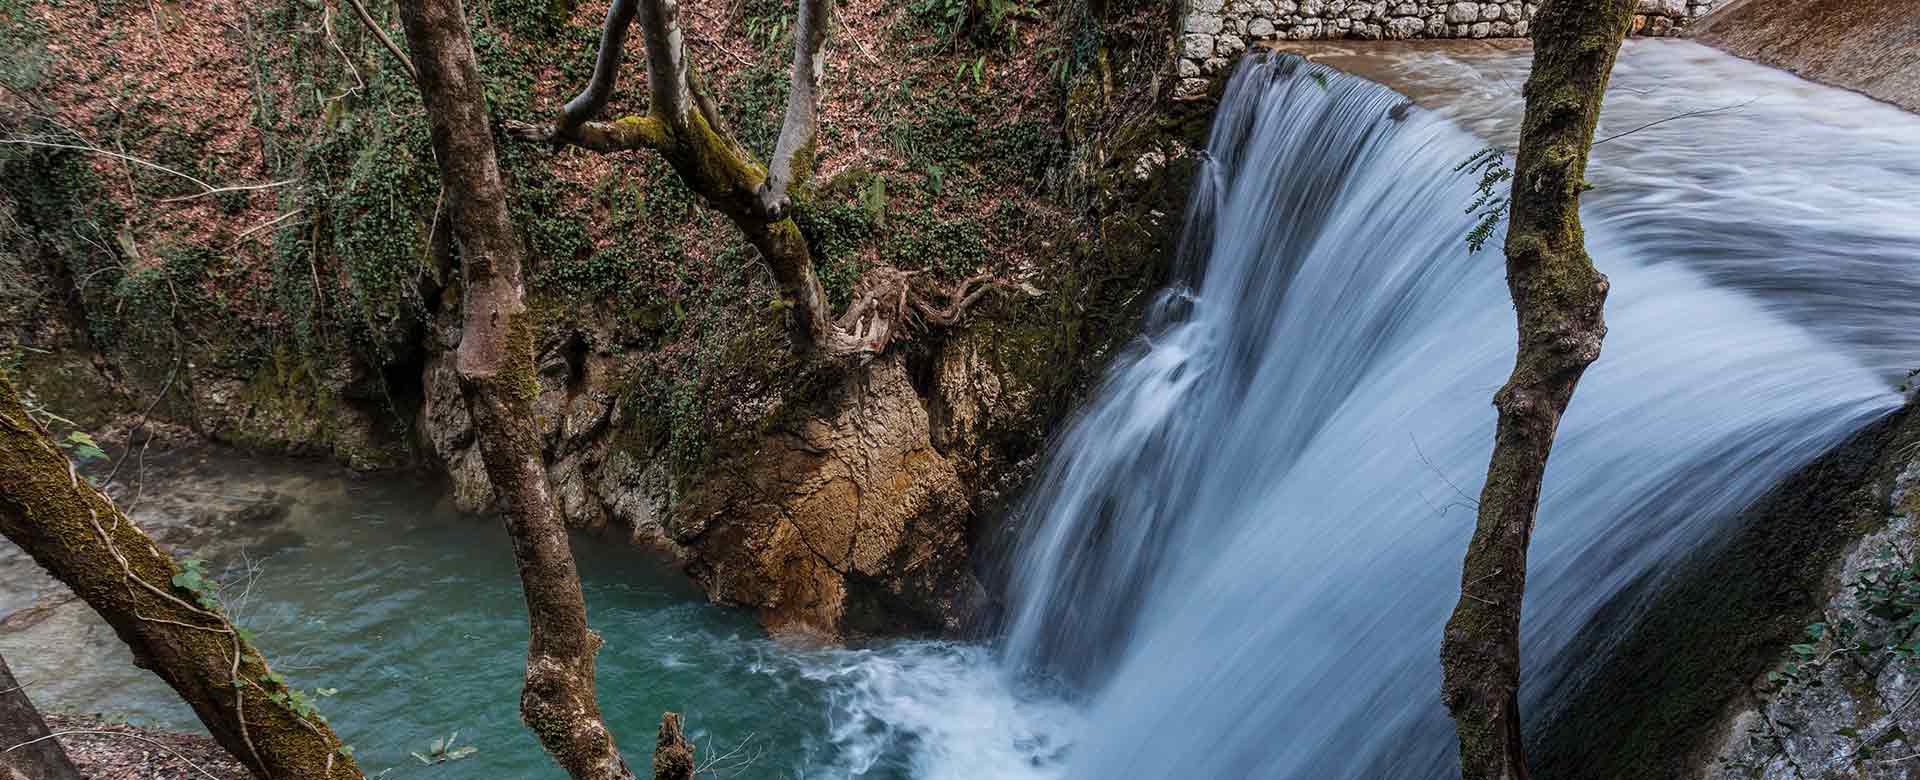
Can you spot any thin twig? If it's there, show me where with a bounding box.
[0,138,296,205]
[234,208,306,243]
[1593,97,1759,146]
[158,178,298,205]
[339,0,418,81]
[1411,434,1479,511]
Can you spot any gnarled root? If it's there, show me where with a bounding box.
[822,267,1038,360]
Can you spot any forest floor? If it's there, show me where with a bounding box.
[43,713,246,780]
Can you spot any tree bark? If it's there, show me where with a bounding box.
[1438,0,1635,777]
[507,0,847,354]
[649,712,693,780]
[393,2,633,779]
[0,652,82,780]
[0,375,361,780]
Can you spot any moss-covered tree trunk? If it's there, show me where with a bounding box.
[1438,0,1635,777]
[392,1,633,778]
[0,375,361,780]
[0,651,82,780]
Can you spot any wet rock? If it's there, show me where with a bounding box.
[224,492,292,527]
[670,355,983,636]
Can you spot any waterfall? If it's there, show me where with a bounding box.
[998,52,1905,777]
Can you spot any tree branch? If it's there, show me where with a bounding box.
[563,0,639,135]
[339,0,417,82]
[755,0,834,220]
[635,0,692,127]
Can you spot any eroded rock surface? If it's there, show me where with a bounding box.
[1693,0,1920,113]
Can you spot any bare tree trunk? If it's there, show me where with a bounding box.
[1438,0,1635,776]
[0,375,361,780]
[0,652,82,780]
[392,2,633,779]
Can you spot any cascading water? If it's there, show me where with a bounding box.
[999,49,1914,778]
[10,42,1919,780]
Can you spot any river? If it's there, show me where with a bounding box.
[4,39,1918,779]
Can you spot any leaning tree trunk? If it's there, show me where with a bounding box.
[1437,0,1635,777]
[393,2,632,779]
[0,375,361,780]
[0,651,82,780]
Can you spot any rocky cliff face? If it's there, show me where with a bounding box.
[408,3,1209,636]
[1533,405,1920,779]
[1696,421,1920,779]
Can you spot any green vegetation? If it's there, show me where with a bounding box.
[1774,544,1920,693]
[1456,145,1513,253]
[0,0,1187,504]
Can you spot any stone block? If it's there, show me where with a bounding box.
[1446,2,1480,23]
[1187,12,1225,32]
[1183,32,1216,57]
[1249,17,1277,36]
[1216,34,1247,55]
[1470,20,1491,36]
[1385,15,1424,37]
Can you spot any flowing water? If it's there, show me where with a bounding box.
[4,40,1918,778]
[999,40,1920,778]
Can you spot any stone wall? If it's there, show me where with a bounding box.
[1178,0,1715,95]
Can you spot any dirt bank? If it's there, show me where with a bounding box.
[40,714,247,780]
